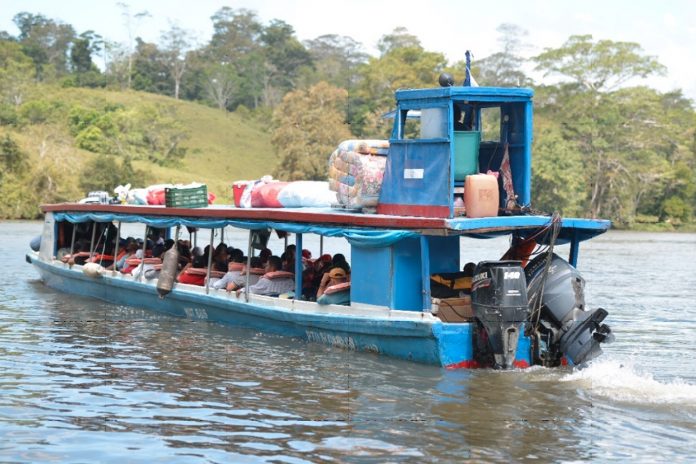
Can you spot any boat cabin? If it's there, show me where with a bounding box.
[378,86,533,218]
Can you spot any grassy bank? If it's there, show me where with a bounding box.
[1,85,276,208]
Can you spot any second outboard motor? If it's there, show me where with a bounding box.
[525,253,614,366]
[471,261,530,369]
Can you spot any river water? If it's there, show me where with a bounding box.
[2,221,695,463]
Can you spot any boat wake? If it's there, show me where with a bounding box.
[560,359,696,405]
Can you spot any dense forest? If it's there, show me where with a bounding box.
[0,7,694,228]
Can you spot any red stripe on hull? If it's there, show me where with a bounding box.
[445,360,480,369]
[446,359,531,369]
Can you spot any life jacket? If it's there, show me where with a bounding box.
[324,281,350,295]
[263,270,295,280]
[501,237,537,267]
[185,267,225,279]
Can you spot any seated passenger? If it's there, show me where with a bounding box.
[213,257,245,290]
[331,253,351,275]
[317,267,350,305]
[242,256,294,297]
[226,257,264,292]
[310,254,333,294]
[461,262,476,294]
[177,256,207,286]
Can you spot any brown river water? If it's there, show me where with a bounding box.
[1,221,695,463]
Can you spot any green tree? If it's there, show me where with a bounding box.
[272,81,352,180]
[0,133,28,174]
[13,12,76,80]
[259,19,313,107]
[0,40,35,106]
[206,7,264,109]
[532,124,585,216]
[533,36,673,223]
[117,2,150,90]
[132,38,171,94]
[160,24,193,100]
[352,28,447,136]
[535,34,666,92]
[68,30,104,87]
[304,34,368,90]
[79,155,151,193]
[476,23,531,87]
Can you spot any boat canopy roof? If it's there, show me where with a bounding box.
[395,86,534,105]
[44,203,610,247]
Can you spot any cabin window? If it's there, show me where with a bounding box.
[480,107,501,142]
[400,107,446,139]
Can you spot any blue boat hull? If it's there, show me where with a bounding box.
[29,254,532,368]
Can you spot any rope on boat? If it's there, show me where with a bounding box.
[529,212,562,332]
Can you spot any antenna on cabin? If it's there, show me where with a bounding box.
[464,50,472,86]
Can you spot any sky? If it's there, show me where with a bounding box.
[1,0,695,100]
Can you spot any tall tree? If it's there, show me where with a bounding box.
[70,30,103,87]
[304,34,368,89]
[206,7,264,109]
[13,12,75,80]
[272,81,352,180]
[205,63,238,110]
[131,38,170,94]
[535,34,666,92]
[533,36,678,223]
[376,27,421,56]
[160,24,193,100]
[0,40,35,106]
[259,19,313,107]
[353,29,446,136]
[476,23,530,87]
[117,2,150,90]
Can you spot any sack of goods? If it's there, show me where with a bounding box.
[235,175,337,208]
[328,140,389,209]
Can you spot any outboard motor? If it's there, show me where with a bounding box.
[525,253,614,366]
[471,261,530,369]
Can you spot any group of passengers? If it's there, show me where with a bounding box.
[58,224,351,304]
[174,242,351,303]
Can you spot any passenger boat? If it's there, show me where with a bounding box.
[26,78,614,369]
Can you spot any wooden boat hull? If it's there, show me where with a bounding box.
[28,253,533,368]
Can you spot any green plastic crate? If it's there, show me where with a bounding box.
[165,185,208,208]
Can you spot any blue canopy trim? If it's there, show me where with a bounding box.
[53,211,610,247]
[446,215,611,243]
[52,212,418,248]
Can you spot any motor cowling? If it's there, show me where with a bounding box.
[525,253,614,366]
[471,261,530,369]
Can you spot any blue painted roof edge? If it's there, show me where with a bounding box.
[395,86,534,101]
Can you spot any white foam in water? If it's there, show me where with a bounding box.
[561,359,696,405]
